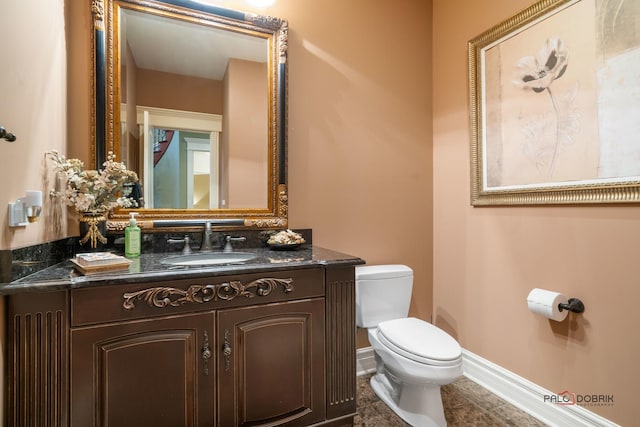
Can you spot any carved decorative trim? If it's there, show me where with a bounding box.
[278,20,288,63]
[278,184,288,218]
[107,219,152,232]
[245,217,287,228]
[244,184,288,228]
[246,14,284,30]
[122,277,294,310]
[92,0,104,29]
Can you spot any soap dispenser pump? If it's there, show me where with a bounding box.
[125,212,141,258]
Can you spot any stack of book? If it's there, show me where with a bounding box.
[70,252,131,274]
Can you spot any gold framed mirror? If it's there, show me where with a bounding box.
[91,0,288,232]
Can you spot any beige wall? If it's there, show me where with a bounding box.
[136,68,223,114]
[278,0,435,325]
[123,43,140,171]
[0,0,71,250]
[225,58,268,209]
[433,0,639,425]
[220,1,433,328]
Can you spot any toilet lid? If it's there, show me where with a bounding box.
[355,264,413,280]
[377,317,461,366]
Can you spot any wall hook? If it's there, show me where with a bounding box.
[1,126,17,142]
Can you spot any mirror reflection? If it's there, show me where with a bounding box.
[118,8,270,210]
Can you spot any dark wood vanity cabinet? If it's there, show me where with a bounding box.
[217,299,325,426]
[70,312,216,426]
[6,265,357,427]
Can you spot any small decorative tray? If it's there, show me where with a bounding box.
[267,243,302,251]
[70,258,131,275]
[264,229,306,250]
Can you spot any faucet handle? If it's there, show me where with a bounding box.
[201,221,215,251]
[223,235,246,252]
[167,235,192,254]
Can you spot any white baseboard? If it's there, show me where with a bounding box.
[356,346,376,376]
[461,349,619,427]
[356,346,619,427]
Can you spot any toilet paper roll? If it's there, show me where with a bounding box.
[527,288,569,322]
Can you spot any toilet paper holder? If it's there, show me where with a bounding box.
[558,298,585,314]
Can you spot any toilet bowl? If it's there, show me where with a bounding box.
[356,265,462,427]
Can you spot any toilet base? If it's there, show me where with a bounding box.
[370,372,447,427]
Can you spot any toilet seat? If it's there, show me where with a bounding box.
[377,317,461,366]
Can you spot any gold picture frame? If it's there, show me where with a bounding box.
[469,0,640,205]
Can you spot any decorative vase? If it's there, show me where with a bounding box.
[78,211,108,250]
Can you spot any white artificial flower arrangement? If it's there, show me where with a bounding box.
[48,150,139,213]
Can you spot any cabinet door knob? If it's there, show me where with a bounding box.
[223,329,232,371]
[202,331,212,375]
[223,344,232,357]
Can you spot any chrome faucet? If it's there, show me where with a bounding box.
[167,235,192,255]
[201,221,214,251]
[223,235,246,253]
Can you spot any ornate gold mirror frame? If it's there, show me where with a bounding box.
[91,0,288,232]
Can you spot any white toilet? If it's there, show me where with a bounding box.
[355,265,463,427]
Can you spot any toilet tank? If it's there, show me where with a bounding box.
[355,265,413,328]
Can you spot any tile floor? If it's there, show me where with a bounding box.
[355,374,548,426]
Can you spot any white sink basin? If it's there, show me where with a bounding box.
[161,252,257,266]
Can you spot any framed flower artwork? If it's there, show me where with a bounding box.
[468,0,640,205]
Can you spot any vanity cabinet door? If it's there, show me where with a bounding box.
[217,298,325,426]
[70,313,215,427]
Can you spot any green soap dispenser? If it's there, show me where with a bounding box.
[125,212,141,258]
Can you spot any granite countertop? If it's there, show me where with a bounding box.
[0,245,365,295]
